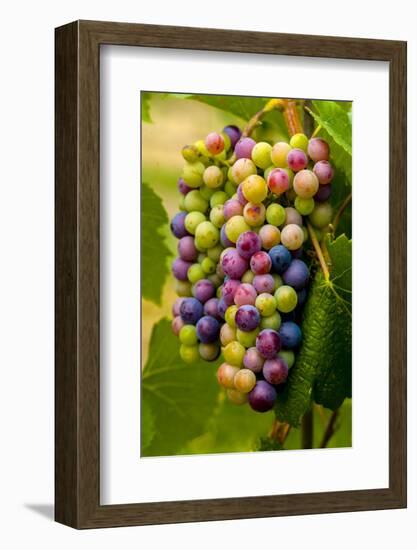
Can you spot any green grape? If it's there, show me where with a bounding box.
[187,263,205,284]
[225,215,251,243]
[220,324,236,346]
[271,141,291,167]
[275,285,298,313]
[255,293,277,317]
[209,273,223,288]
[194,139,210,157]
[295,196,315,215]
[234,368,257,393]
[284,167,295,186]
[199,184,215,201]
[197,252,206,263]
[266,203,286,227]
[224,179,236,197]
[242,270,255,284]
[203,165,224,189]
[251,141,273,169]
[221,131,232,151]
[182,161,205,188]
[209,204,226,228]
[236,328,260,348]
[184,190,209,213]
[199,342,220,361]
[277,349,295,368]
[308,201,333,229]
[181,144,199,163]
[201,256,216,274]
[272,274,284,291]
[184,211,206,234]
[223,341,245,367]
[175,279,192,297]
[210,190,228,208]
[260,311,281,330]
[194,239,207,252]
[178,195,186,211]
[241,175,268,203]
[207,243,223,262]
[180,344,199,363]
[290,133,309,152]
[225,305,238,328]
[195,221,220,248]
[227,388,248,405]
[179,324,198,346]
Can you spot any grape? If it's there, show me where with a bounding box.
[179,324,198,346]
[175,279,192,297]
[307,137,329,162]
[221,248,249,279]
[263,357,289,385]
[271,141,291,167]
[217,362,240,388]
[210,191,228,208]
[256,329,281,358]
[266,203,286,227]
[243,347,265,372]
[289,133,308,152]
[223,341,245,366]
[172,297,185,317]
[313,160,334,185]
[236,231,262,259]
[220,224,234,248]
[250,251,272,275]
[293,170,319,199]
[236,328,260,348]
[251,141,273,169]
[220,323,236,346]
[314,184,332,202]
[267,168,290,195]
[217,297,228,319]
[201,256,216,274]
[255,293,277,317]
[308,202,333,229]
[272,273,284,291]
[230,158,257,184]
[225,215,251,243]
[248,380,277,412]
[205,132,225,155]
[178,177,192,195]
[170,211,189,238]
[222,278,241,306]
[182,144,200,163]
[253,274,275,294]
[242,270,255,284]
[268,245,292,274]
[275,285,298,313]
[234,369,257,393]
[204,297,221,320]
[279,321,302,348]
[284,207,303,227]
[199,184,215,201]
[260,311,281,331]
[203,165,224,188]
[224,179,236,197]
[259,224,281,250]
[180,297,204,325]
[243,202,266,227]
[242,175,268,203]
[196,315,220,343]
[199,342,220,361]
[237,183,249,206]
[194,139,210,157]
[223,198,243,220]
[223,125,242,148]
[294,196,315,215]
[209,204,225,228]
[287,148,308,172]
[235,304,261,332]
[227,388,248,405]
[234,283,257,307]
[195,221,219,249]
[180,344,199,363]
[280,224,304,250]
[172,257,193,281]
[277,349,295,369]
[178,195,187,211]
[172,315,185,336]
[282,259,309,290]
[182,161,205,188]
[187,263,205,284]
[184,211,206,235]
[192,279,215,303]
[178,236,198,262]
[235,137,256,159]
[225,304,238,327]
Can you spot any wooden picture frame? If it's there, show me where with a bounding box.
[55,20,407,529]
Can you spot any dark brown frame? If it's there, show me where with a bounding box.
[55,20,407,529]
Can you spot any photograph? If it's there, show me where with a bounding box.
[140,92,352,457]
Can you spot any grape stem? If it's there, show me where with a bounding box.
[242,98,285,138]
[307,222,330,281]
[332,192,352,232]
[270,418,291,445]
[319,408,340,448]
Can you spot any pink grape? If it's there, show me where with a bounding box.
[192,279,215,303]
[221,278,241,306]
[236,231,262,259]
[253,274,275,294]
[293,169,319,199]
[308,138,329,162]
[172,297,184,317]
[313,160,334,184]
[234,283,257,307]
[243,347,265,373]
[267,168,290,195]
[224,198,244,220]
[287,148,308,172]
[235,137,256,159]
[284,207,303,227]
[205,132,225,155]
[178,235,198,262]
[237,183,249,206]
[250,251,272,275]
[172,257,193,281]
[172,315,185,336]
[221,248,249,279]
[258,225,281,250]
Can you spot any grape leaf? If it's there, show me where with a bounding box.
[187,94,267,122]
[275,235,352,426]
[141,92,153,123]
[141,318,222,457]
[141,399,156,451]
[141,182,171,305]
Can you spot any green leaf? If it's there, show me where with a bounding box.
[141,399,156,451]
[141,92,153,123]
[141,182,171,305]
[141,319,222,457]
[187,94,267,122]
[275,235,352,425]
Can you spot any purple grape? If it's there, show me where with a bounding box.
[287,148,308,172]
[313,160,334,184]
[180,297,204,325]
[221,279,241,306]
[223,125,242,148]
[223,199,243,220]
[217,298,228,319]
[236,231,262,260]
[282,259,309,290]
[250,251,272,275]
[248,380,277,412]
[235,137,256,160]
[171,315,185,336]
[243,347,265,373]
[234,283,257,307]
[172,257,192,281]
[235,305,261,332]
[196,315,220,344]
[178,236,198,262]
[192,279,215,303]
[204,297,221,320]
[268,245,292,274]
[172,297,184,317]
[221,249,249,279]
[308,138,329,162]
[253,274,275,294]
[256,329,281,359]
[170,211,189,239]
[237,184,249,206]
[263,357,289,385]
[220,224,234,248]
[291,248,303,259]
[177,177,192,195]
[314,184,332,202]
[279,321,302,348]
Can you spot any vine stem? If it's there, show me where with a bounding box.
[242,98,285,137]
[332,192,352,232]
[307,222,330,281]
[270,418,291,445]
[320,409,340,448]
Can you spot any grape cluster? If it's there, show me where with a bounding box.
[170,125,333,412]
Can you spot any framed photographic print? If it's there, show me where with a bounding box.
[55,20,407,528]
